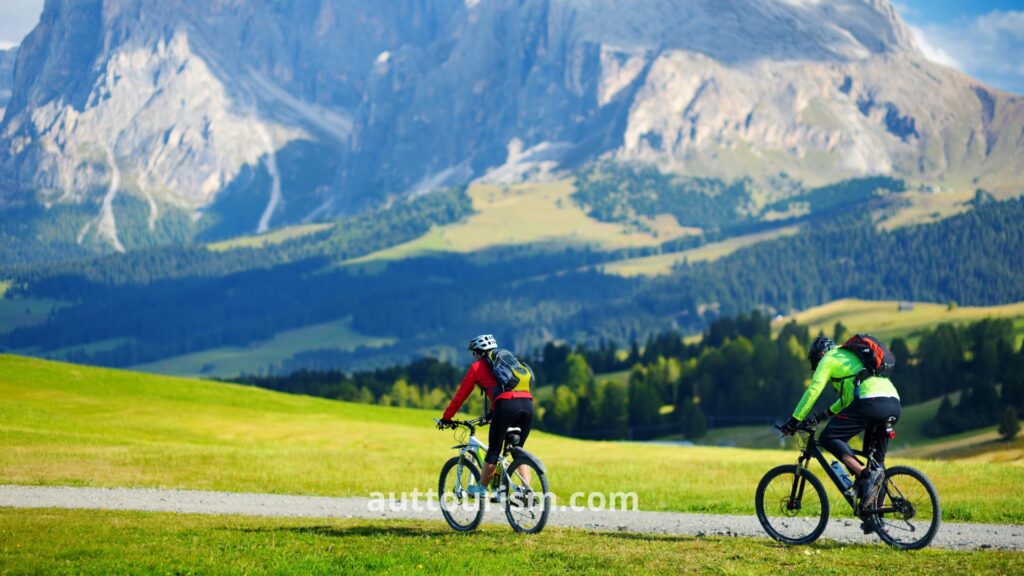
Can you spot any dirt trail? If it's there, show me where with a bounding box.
[2,485,1021,551]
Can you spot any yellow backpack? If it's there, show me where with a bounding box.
[485,349,534,393]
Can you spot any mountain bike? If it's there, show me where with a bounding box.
[434,416,550,533]
[754,417,941,550]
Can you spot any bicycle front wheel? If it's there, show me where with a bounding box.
[438,455,485,531]
[502,455,550,534]
[872,465,941,550]
[755,464,830,545]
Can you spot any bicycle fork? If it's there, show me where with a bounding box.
[787,457,811,511]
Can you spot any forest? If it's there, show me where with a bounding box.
[235,311,1024,442]
[2,188,1023,375]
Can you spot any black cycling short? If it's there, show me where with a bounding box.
[820,397,901,464]
[486,398,533,464]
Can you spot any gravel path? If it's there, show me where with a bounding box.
[3,485,1022,551]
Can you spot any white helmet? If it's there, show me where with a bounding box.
[467,334,497,352]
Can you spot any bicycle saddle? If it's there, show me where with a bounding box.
[505,427,522,447]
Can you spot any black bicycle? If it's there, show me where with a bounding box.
[434,417,550,533]
[755,417,941,550]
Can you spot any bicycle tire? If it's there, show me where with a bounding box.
[755,464,830,545]
[438,455,485,532]
[872,465,941,550]
[502,455,550,534]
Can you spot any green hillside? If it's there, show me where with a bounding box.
[132,317,394,378]
[783,299,1024,348]
[690,393,964,453]
[3,195,1023,375]
[2,355,1022,523]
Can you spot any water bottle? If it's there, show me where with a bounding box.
[831,461,853,491]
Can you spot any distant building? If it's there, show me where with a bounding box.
[898,301,914,312]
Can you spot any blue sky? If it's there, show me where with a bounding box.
[0,0,1022,93]
[895,0,1024,93]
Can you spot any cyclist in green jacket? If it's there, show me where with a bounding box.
[780,336,901,520]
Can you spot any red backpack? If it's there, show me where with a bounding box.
[841,334,895,379]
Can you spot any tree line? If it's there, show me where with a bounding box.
[232,311,1024,442]
[3,193,1024,377]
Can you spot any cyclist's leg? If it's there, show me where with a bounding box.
[819,410,866,475]
[868,399,901,467]
[511,400,535,485]
[483,400,511,487]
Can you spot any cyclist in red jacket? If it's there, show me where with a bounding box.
[438,334,534,496]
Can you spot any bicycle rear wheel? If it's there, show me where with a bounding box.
[502,455,550,534]
[438,455,485,531]
[755,464,830,545]
[871,465,941,550]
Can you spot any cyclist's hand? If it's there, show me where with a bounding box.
[806,410,831,427]
[779,416,799,436]
[437,419,454,430]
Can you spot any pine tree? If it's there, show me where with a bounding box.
[998,407,1020,441]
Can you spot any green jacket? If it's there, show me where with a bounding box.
[792,348,900,421]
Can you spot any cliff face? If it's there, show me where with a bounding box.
[0,47,15,120]
[1,0,1021,251]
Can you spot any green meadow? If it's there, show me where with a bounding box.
[206,223,334,252]
[2,355,1022,523]
[346,180,692,265]
[131,316,394,378]
[782,298,1024,348]
[1,509,1021,576]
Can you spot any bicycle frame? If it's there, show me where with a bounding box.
[790,425,896,516]
[792,428,858,511]
[440,418,519,492]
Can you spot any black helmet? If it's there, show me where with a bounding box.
[808,336,836,370]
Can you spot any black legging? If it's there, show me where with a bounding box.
[486,398,533,464]
[820,397,901,464]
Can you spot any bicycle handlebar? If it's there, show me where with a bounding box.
[774,420,817,434]
[433,417,489,430]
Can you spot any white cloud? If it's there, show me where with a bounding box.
[908,25,960,69]
[911,10,1024,94]
[0,40,17,51]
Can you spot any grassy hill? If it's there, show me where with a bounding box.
[688,393,967,453]
[2,354,1022,524]
[778,299,1024,348]
[598,225,801,277]
[131,317,394,378]
[344,180,694,266]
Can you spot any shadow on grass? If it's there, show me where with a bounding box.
[232,523,870,552]
[570,530,863,551]
[233,525,454,539]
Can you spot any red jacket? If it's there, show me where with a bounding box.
[442,359,533,420]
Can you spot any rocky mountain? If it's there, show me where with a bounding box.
[1,0,1022,252]
[0,48,15,119]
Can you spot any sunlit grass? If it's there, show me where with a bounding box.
[130,317,394,378]
[349,180,692,265]
[1,355,1022,523]
[2,510,1022,576]
[780,298,1024,348]
[599,225,801,277]
[206,223,333,252]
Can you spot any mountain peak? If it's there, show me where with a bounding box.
[562,0,918,62]
[2,0,1020,254]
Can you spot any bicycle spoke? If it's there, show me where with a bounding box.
[503,459,548,533]
[755,466,828,545]
[440,457,484,530]
[873,466,940,550]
